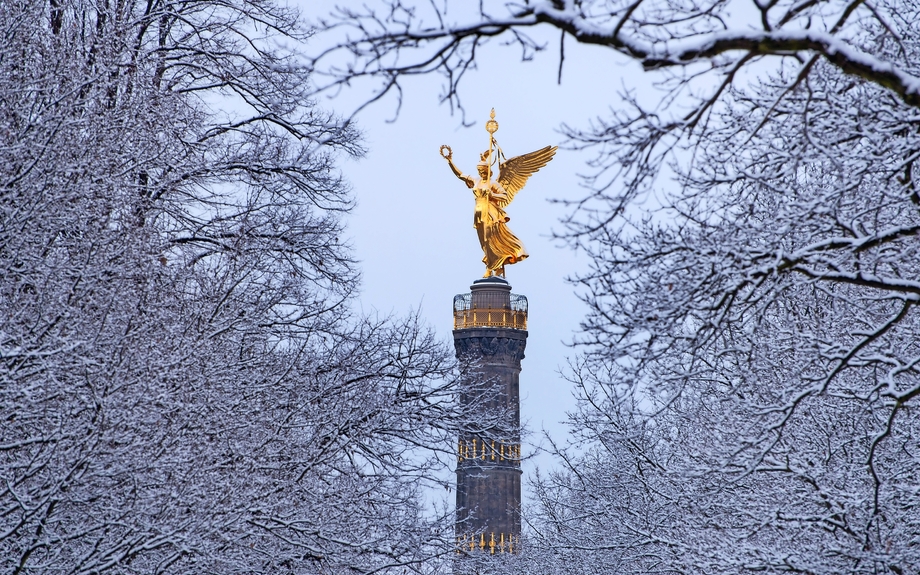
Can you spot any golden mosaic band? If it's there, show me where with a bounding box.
[453,308,527,330]
[457,438,521,463]
[457,532,519,554]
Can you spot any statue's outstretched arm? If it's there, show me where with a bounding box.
[447,157,474,189]
[441,145,474,188]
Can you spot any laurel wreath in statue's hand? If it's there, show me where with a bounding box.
[439,145,452,160]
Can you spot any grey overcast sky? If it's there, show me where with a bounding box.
[299,1,661,489]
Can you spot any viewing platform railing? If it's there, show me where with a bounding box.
[452,292,528,330]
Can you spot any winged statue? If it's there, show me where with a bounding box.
[441,111,557,278]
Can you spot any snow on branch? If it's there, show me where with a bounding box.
[311,0,920,114]
[528,3,920,108]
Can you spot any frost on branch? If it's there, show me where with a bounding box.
[308,0,920,573]
[0,0,486,572]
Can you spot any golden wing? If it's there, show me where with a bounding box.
[495,145,557,208]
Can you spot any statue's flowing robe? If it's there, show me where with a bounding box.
[472,180,528,272]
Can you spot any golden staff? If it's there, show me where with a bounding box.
[485,108,499,180]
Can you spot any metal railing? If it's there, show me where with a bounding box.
[453,293,528,330]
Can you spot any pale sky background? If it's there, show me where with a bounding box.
[300,1,661,499]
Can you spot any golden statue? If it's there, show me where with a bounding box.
[441,109,557,278]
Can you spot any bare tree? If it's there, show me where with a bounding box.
[0,0,486,572]
[307,1,920,573]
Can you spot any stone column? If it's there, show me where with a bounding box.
[453,277,527,555]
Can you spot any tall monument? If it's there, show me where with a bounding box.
[440,110,556,555]
[452,277,527,554]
